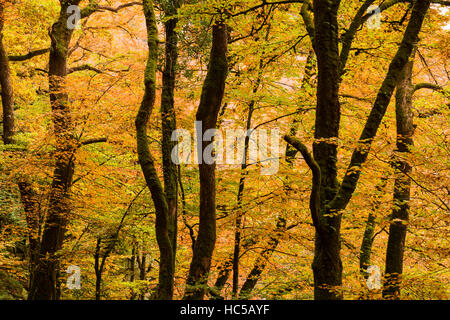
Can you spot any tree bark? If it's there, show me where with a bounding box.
[135,0,174,300]
[359,177,388,275]
[183,21,228,300]
[160,0,180,273]
[310,0,343,300]
[17,181,41,291]
[383,49,416,299]
[29,0,81,300]
[294,0,430,300]
[0,2,15,144]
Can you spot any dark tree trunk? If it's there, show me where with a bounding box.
[232,81,257,297]
[161,0,180,273]
[17,181,41,290]
[0,3,15,144]
[129,243,137,300]
[29,1,80,300]
[359,177,388,275]
[296,0,430,300]
[135,0,174,300]
[183,21,228,300]
[94,238,102,300]
[383,50,416,300]
[311,0,343,300]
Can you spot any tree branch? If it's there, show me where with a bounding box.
[413,82,443,92]
[328,0,431,215]
[284,135,323,231]
[68,64,103,74]
[8,48,50,62]
[81,1,142,18]
[80,137,108,146]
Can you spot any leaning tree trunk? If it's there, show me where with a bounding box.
[183,21,228,300]
[0,2,15,144]
[382,50,416,299]
[135,0,175,300]
[239,217,286,299]
[29,1,80,300]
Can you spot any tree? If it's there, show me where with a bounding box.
[383,48,444,299]
[286,0,431,299]
[135,0,177,300]
[183,17,228,300]
[0,1,15,144]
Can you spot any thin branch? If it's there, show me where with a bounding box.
[413,82,443,92]
[284,135,323,231]
[80,137,108,146]
[68,64,103,74]
[8,48,50,62]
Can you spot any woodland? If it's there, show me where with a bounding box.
[0,0,448,300]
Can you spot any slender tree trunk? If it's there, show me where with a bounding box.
[359,177,388,275]
[94,238,102,300]
[239,217,286,299]
[129,243,137,300]
[0,3,15,144]
[135,1,175,300]
[17,181,41,291]
[383,50,415,299]
[232,84,257,297]
[161,0,180,273]
[183,21,228,300]
[29,1,80,300]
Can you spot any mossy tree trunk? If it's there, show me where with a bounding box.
[160,0,181,272]
[29,0,82,300]
[381,47,442,299]
[135,0,176,300]
[183,20,228,300]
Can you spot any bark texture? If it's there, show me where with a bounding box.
[183,21,228,300]
[383,50,415,299]
[0,3,15,144]
[135,0,175,300]
[288,0,430,300]
[29,0,81,300]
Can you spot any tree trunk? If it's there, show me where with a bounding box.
[232,82,257,297]
[135,0,174,300]
[0,3,15,144]
[183,21,228,300]
[237,53,315,299]
[239,217,286,299]
[311,0,343,300]
[17,181,41,291]
[359,177,388,275]
[383,50,415,299]
[94,238,102,300]
[29,1,80,300]
[299,0,430,300]
[161,0,180,273]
